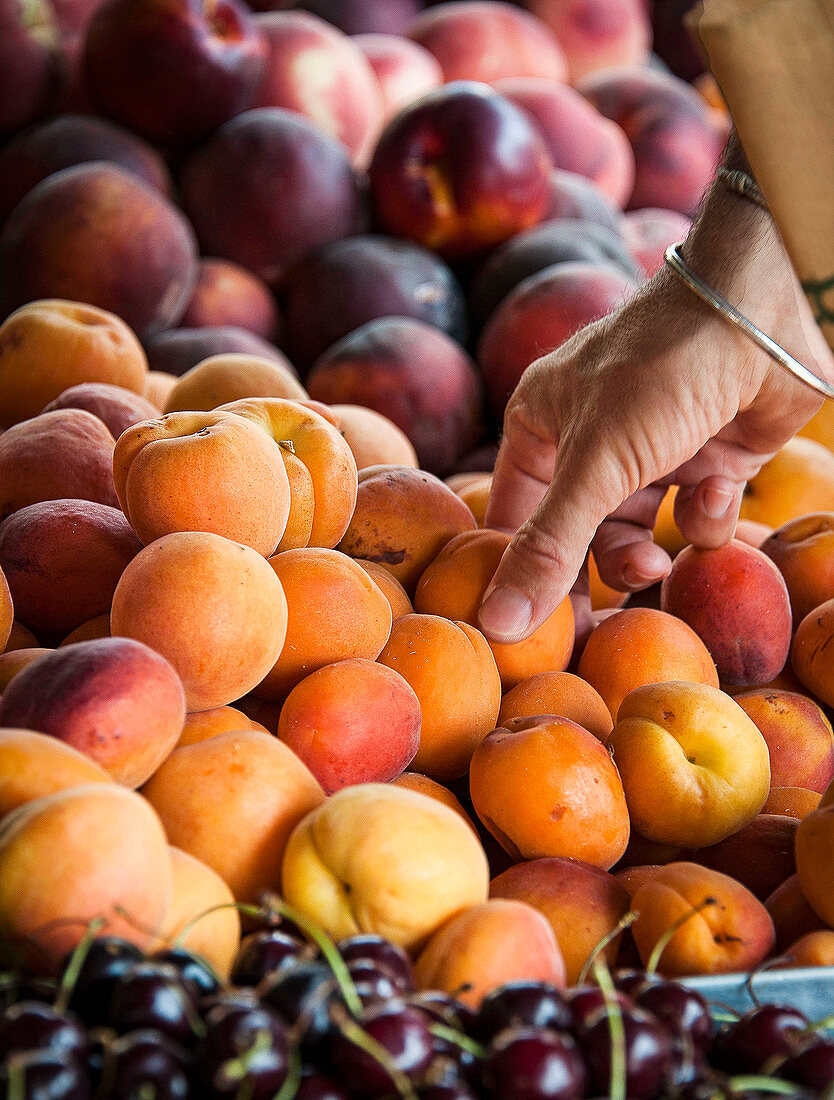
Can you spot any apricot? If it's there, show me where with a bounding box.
[153,848,240,979]
[799,399,834,451]
[217,398,358,552]
[455,475,491,529]
[338,466,477,594]
[0,649,51,691]
[589,552,629,612]
[0,784,173,974]
[0,638,186,788]
[277,659,421,793]
[490,856,632,985]
[470,714,630,868]
[784,930,834,968]
[653,486,688,558]
[0,500,142,637]
[176,706,267,749]
[689,815,798,901]
[740,437,834,529]
[763,788,821,819]
[378,613,501,781]
[795,798,834,925]
[390,773,476,831]
[3,621,36,653]
[414,899,566,1009]
[144,371,177,412]
[0,299,147,430]
[42,382,159,441]
[414,530,575,689]
[0,409,118,521]
[0,728,113,818]
[609,682,770,848]
[791,599,834,708]
[110,532,288,712]
[761,513,834,626]
[143,730,324,904]
[281,783,489,951]
[628,862,775,977]
[497,670,613,740]
[734,689,834,794]
[113,410,291,557]
[60,615,111,647]
[765,874,827,952]
[577,607,718,719]
[181,259,280,343]
[329,405,418,472]
[255,549,391,701]
[164,352,304,414]
[660,540,792,687]
[0,567,11,653]
[354,559,413,619]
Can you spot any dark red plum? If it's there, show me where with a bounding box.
[144,326,288,377]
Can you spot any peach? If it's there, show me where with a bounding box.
[217,398,358,552]
[0,784,172,974]
[180,107,364,287]
[792,599,834,708]
[764,788,821,819]
[496,77,634,206]
[528,0,651,81]
[60,614,111,647]
[43,382,159,440]
[0,638,186,787]
[0,728,113,818]
[390,772,476,830]
[623,208,692,278]
[145,326,287,378]
[338,466,477,594]
[144,371,177,412]
[414,899,566,1009]
[0,567,11,653]
[544,168,624,231]
[378,613,501,781]
[618,834,685,871]
[181,258,281,343]
[628,862,775,977]
[277,658,420,793]
[689,815,798,901]
[253,11,383,166]
[176,705,266,749]
[497,670,613,740]
[0,500,141,637]
[282,235,467,372]
[154,847,240,979]
[144,730,323,903]
[355,33,442,119]
[470,714,629,868]
[579,68,724,215]
[0,164,198,340]
[329,406,418,472]
[0,299,147,430]
[761,513,834,626]
[735,518,774,549]
[734,689,834,794]
[0,648,51,690]
[609,682,770,848]
[307,316,483,476]
[490,856,631,985]
[740,437,834,529]
[783,930,834,968]
[255,548,392,701]
[281,783,489,950]
[3,621,37,653]
[414,530,575,689]
[765,874,827,952]
[0,0,63,141]
[110,531,288,712]
[477,261,638,418]
[577,607,718,719]
[354,559,413,619]
[260,0,420,35]
[164,352,304,414]
[113,410,292,557]
[0,409,118,521]
[660,540,792,687]
[368,82,553,260]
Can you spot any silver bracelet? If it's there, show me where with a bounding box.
[715,166,769,212]
[664,242,834,400]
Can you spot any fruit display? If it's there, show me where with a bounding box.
[1,0,834,1095]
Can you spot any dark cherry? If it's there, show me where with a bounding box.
[476,981,572,1042]
[614,970,658,998]
[295,1070,351,1100]
[230,930,309,988]
[102,1030,190,1099]
[481,1026,588,1100]
[407,992,478,1036]
[566,985,633,1036]
[337,935,415,992]
[153,948,220,999]
[634,980,713,1053]
[330,1000,434,1099]
[419,1086,479,1100]
[712,1005,809,1074]
[197,1002,289,1099]
[583,1005,675,1100]
[108,962,197,1046]
[345,957,401,1006]
[11,979,58,1006]
[261,959,341,1061]
[63,938,143,1026]
[0,1050,93,1099]
[258,913,306,942]
[778,1036,834,1090]
[0,1001,89,1064]
[199,988,261,1017]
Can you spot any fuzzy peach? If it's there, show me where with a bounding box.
[497,670,613,740]
[42,382,159,441]
[163,352,304,414]
[689,815,798,901]
[180,258,280,343]
[765,874,827,952]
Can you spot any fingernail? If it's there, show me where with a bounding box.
[623,563,657,588]
[702,486,735,519]
[478,587,533,639]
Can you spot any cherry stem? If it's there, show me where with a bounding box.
[593,958,626,1100]
[174,900,266,947]
[272,1046,302,1100]
[6,1057,25,1100]
[53,916,107,1013]
[331,1004,419,1100]
[728,1076,808,1094]
[809,1012,834,1034]
[428,1022,487,1060]
[646,897,717,975]
[578,909,639,988]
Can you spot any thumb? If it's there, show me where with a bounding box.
[478,443,627,642]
